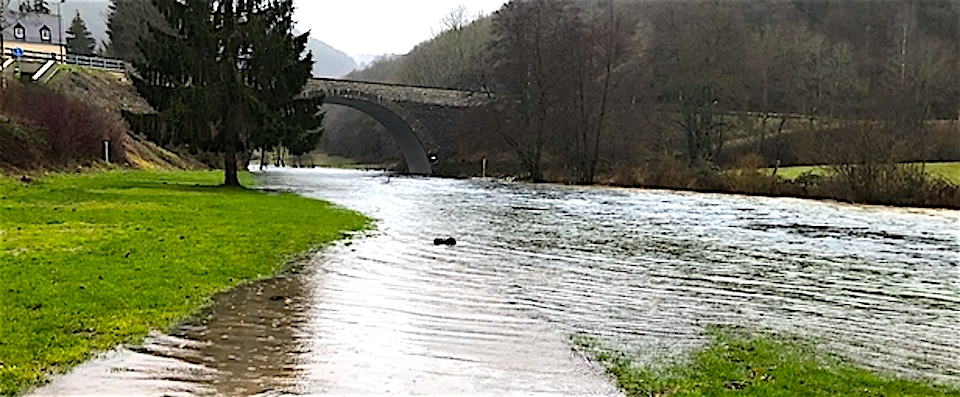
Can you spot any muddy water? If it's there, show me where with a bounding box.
[34,168,960,395]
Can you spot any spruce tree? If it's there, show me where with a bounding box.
[66,12,96,55]
[106,0,166,62]
[135,0,321,186]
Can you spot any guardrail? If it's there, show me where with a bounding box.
[64,54,126,72]
[1,49,126,72]
[2,48,60,62]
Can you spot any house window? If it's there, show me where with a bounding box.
[40,26,51,42]
[13,24,25,40]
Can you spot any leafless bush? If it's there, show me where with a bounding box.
[821,163,958,207]
[634,155,727,191]
[1,85,126,167]
[22,87,126,165]
[726,154,779,194]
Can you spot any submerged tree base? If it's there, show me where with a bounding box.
[574,329,960,397]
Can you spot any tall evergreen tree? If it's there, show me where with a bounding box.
[106,0,166,62]
[135,0,321,186]
[66,12,96,55]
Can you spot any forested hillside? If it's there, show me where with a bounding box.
[321,0,960,206]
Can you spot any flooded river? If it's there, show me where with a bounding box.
[35,168,960,395]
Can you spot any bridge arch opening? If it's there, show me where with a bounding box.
[324,96,432,175]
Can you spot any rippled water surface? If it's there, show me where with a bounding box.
[35,168,960,395]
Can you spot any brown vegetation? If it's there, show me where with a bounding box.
[0,83,126,171]
[0,69,207,174]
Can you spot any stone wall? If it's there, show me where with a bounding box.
[304,78,489,108]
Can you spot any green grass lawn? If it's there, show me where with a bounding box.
[577,330,960,397]
[0,171,369,395]
[770,162,960,184]
[924,162,960,184]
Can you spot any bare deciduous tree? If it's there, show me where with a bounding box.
[560,1,628,184]
[488,0,568,181]
[646,2,750,166]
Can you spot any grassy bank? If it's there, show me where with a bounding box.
[576,331,960,397]
[0,171,369,395]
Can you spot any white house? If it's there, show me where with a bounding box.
[1,10,65,60]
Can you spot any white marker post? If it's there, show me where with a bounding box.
[104,140,110,164]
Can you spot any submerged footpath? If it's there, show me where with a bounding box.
[0,170,369,395]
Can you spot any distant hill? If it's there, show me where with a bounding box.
[296,30,358,78]
[352,54,384,69]
[9,0,357,77]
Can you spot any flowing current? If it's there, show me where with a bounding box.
[34,168,960,396]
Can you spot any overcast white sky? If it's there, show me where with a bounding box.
[293,0,507,57]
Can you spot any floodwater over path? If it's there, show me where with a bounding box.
[34,168,960,395]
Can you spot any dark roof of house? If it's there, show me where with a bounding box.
[2,10,64,46]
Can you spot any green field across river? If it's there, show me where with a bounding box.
[769,162,960,184]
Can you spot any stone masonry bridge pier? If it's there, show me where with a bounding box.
[303,78,489,175]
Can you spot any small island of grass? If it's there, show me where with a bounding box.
[576,330,960,397]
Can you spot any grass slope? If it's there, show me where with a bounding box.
[578,331,960,397]
[0,171,369,395]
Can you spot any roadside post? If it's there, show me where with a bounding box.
[104,140,110,164]
[12,47,22,80]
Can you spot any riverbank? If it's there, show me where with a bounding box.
[594,160,960,209]
[577,330,960,397]
[0,171,369,395]
[436,159,960,210]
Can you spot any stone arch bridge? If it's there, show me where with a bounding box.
[304,78,490,175]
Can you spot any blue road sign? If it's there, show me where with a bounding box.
[12,47,24,58]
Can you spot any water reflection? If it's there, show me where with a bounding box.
[34,274,310,396]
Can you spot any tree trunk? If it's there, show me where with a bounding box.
[224,147,240,186]
[223,130,240,187]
